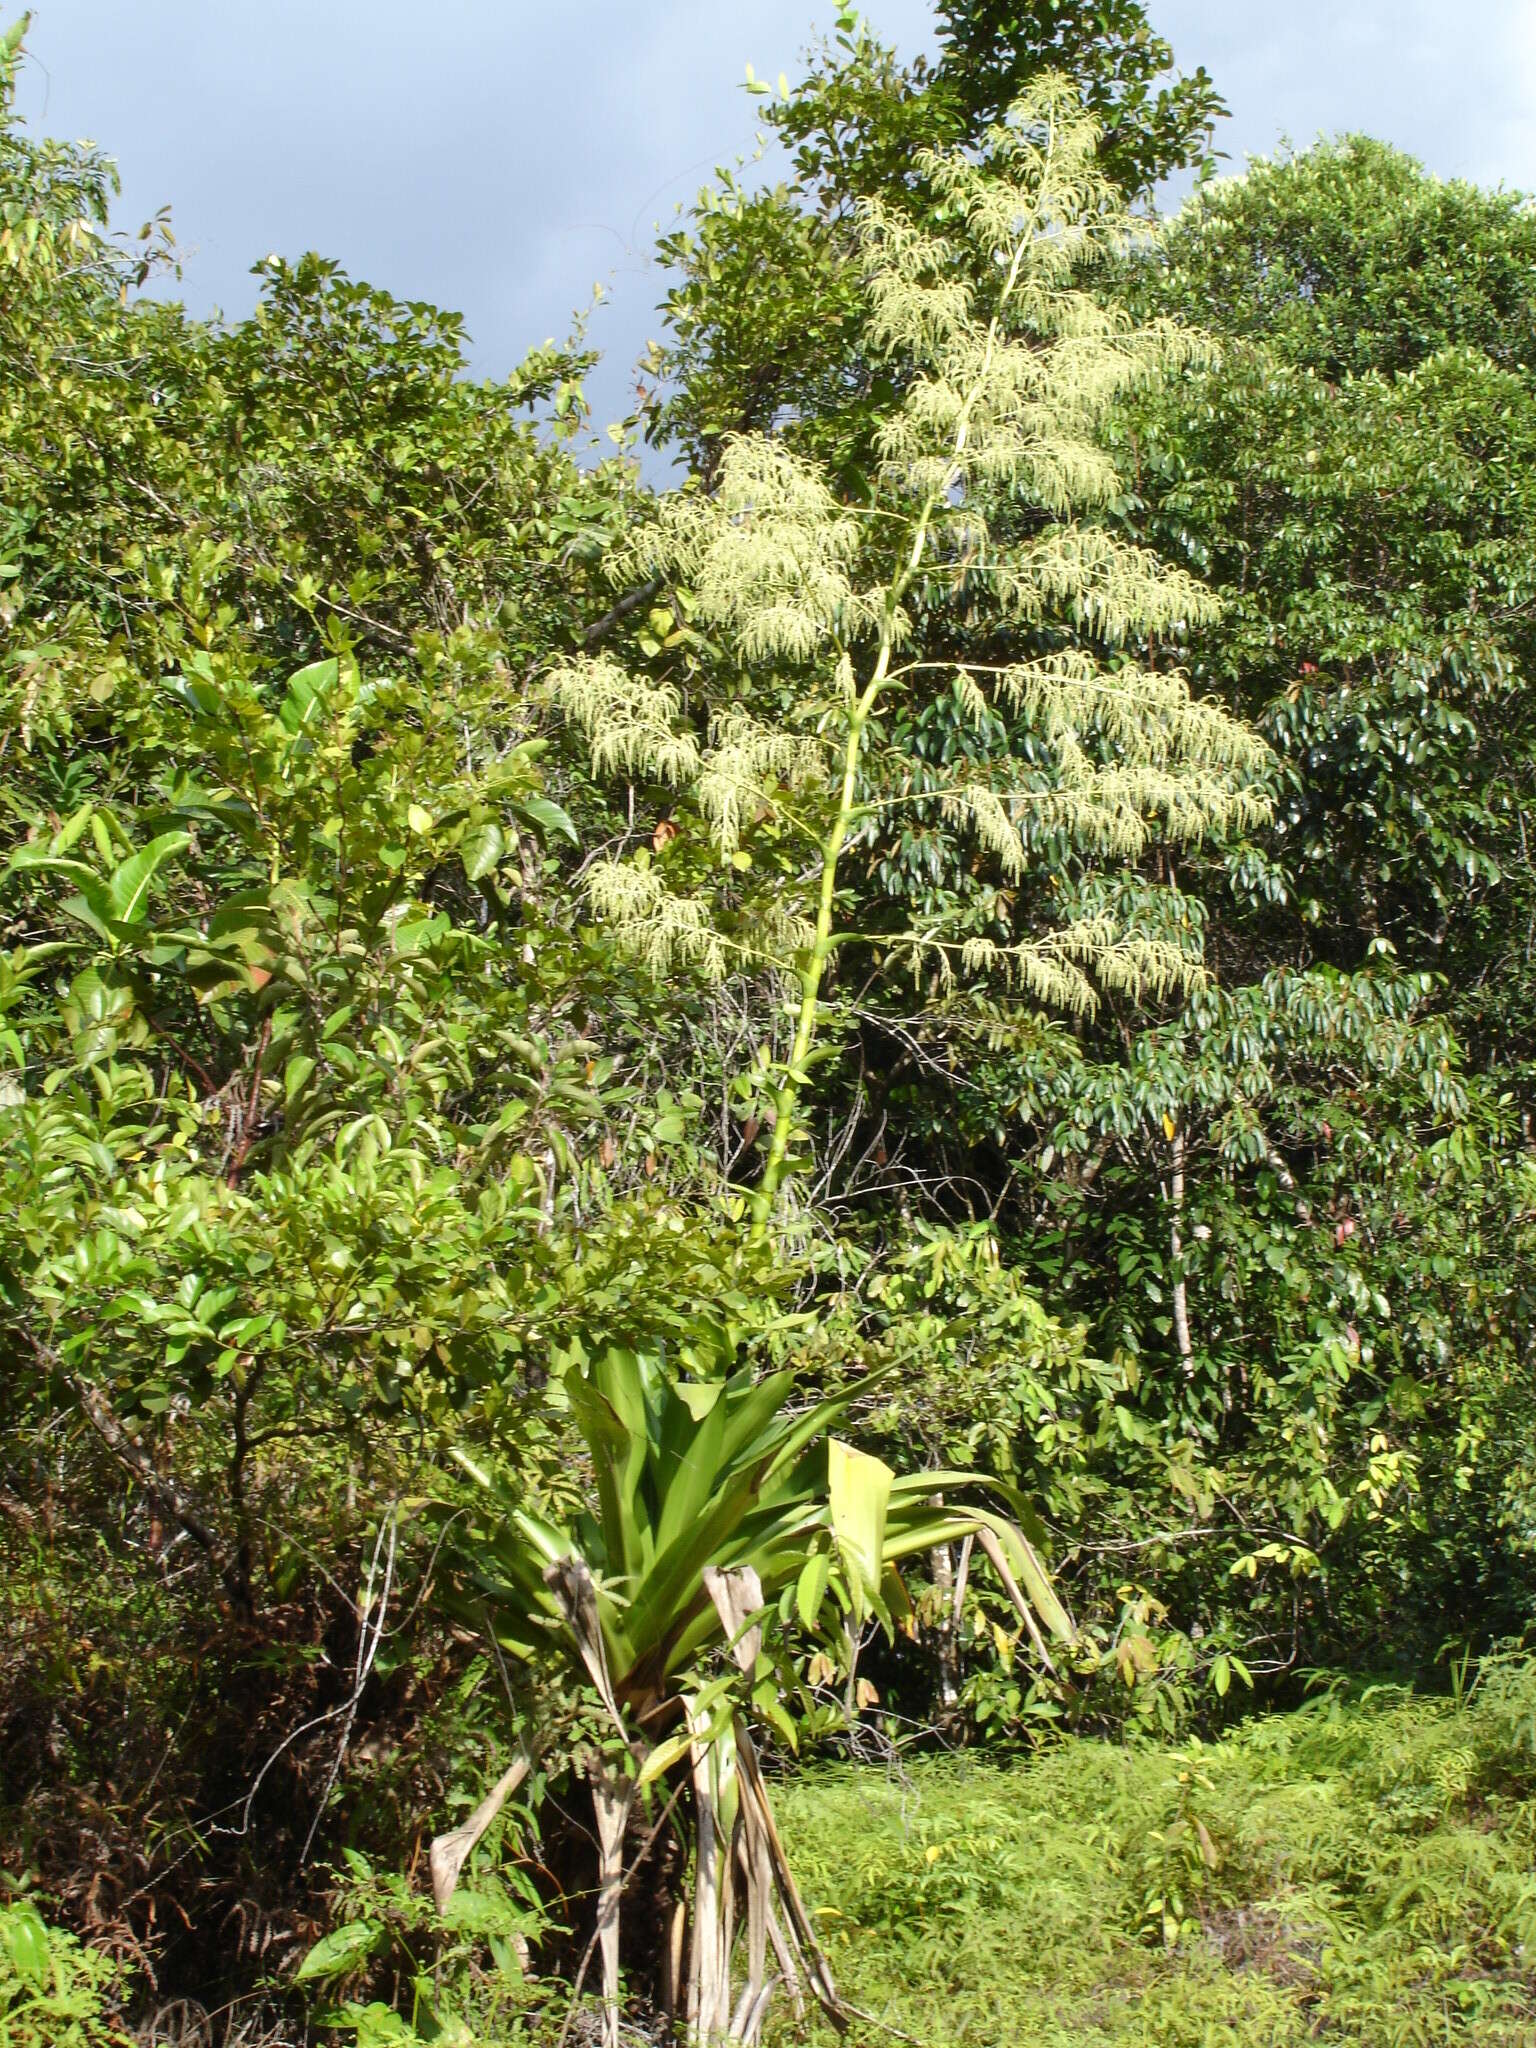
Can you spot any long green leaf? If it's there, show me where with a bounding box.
[829,1438,891,1623]
[106,830,190,924]
[591,1347,653,1557]
[985,1513,1074,1645]
[652,1380,729,1559]
[4,850,99,887]
[634,1475,773,1669]
[715,1366,796,1473]
[513,792,579,846]
[509,1505,575,1571]
[754,1365,897,1492]
[563,1371,638,1581]
[881,1503,1073,1645]
[796,1549,830,1630]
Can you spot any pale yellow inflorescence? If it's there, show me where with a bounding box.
[556,75,1272,1014]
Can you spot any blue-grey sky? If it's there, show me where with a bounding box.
[15,3,1536,435]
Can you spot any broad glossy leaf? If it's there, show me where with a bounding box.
[4,849,99,887]
[439,1889,533,1936]
[652,1378,729,1558]
[106,831,190,924]
[828,1439,892,1623]
[567,1366,646,1576]
[0,1901,50,1984]
[636,1731,694,1786]
[514,793,578,846]
[295,1919,381,1982]
[639,1479,771,1669]
[716,1366,794,1471]
[795,1549,830,1630]
[278,657,340,737]
[674,1378,725,1422]
[460,820,504,882]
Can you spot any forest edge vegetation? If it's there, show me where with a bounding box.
[4,3,1536,2044]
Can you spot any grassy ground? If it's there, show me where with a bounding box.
[14,1666,1536,2044]
[771,1661,1536,2047]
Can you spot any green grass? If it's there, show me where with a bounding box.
[771,1660,1536,2046]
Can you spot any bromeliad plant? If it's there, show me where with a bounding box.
[435,1342,1072,2045]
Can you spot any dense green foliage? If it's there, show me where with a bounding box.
[0,1900,129,2048]
[645,4,1536,1717]
[776,1660,1536,2044]
[3,2,1536,2042]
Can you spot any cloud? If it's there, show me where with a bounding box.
[13,0,934,412]
[1153,0,1536,193]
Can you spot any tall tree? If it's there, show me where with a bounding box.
[649,0,1223,472]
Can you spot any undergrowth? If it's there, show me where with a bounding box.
[16,1660,1536,2044]
[773,1654,1536,2047]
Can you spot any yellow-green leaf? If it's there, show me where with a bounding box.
[636,1732,694,1787]
[829,1438,891,1623]
[795,1550,830,1630]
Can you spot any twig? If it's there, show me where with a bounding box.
[580,576,664,652]
[300,1508,398,1862]
[838,2000,933,2047]
[1168,1124,1194,1376]
[218,1511,397,1844]
[52,1341,240,1603]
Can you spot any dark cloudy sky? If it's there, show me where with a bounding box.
[15,3,1536,434]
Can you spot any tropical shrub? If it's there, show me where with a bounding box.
[0,1899,128,2048]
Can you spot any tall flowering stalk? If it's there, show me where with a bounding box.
[556,75,1269,1229]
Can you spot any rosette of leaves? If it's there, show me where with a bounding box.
[437,1342,1071,2045]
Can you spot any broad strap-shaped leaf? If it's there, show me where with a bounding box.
[566,1363,645,1583]
[890,1466,1055,1557]
[650,1374,721,1518]
[753,1365,897,1494]
[880,1503,1074,1655]
[977,1517,1074,1648]
[795,1549,830,1631]
[652,1377,730,1558]
[106,831,191,925]
[716,1366,795,1472]
[828,1438,891,1624]
[636,1471,778,1674]
[592,1347,655,1557]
